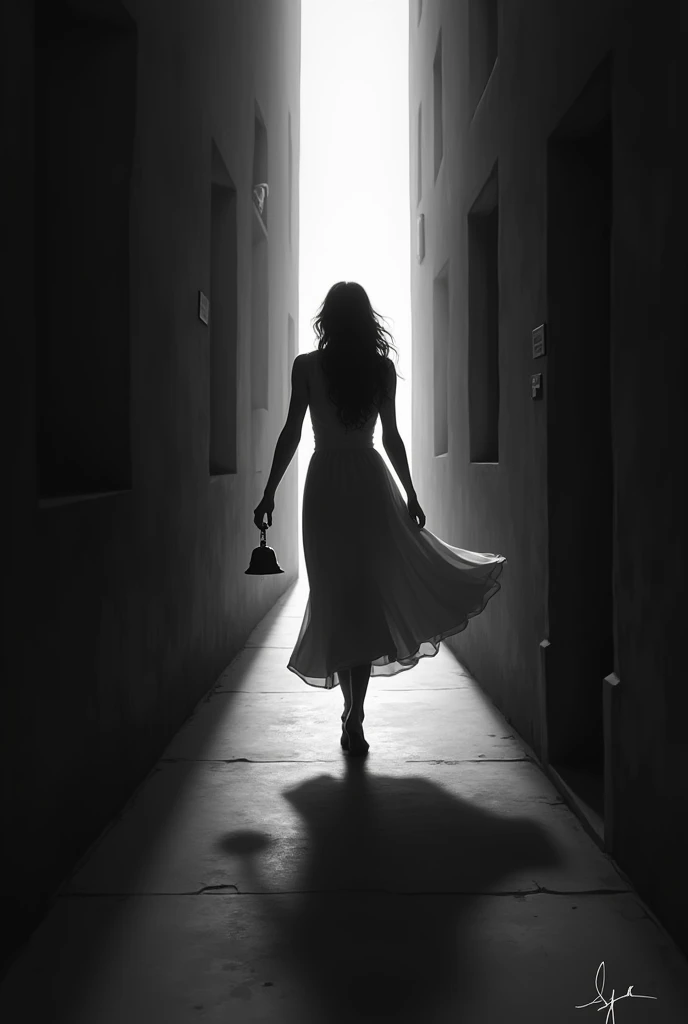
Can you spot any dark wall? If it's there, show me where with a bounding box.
[1,0,301,967]
[409,0,687,953]
[609,0,687,955]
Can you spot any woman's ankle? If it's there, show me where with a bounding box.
[345,708,365,730]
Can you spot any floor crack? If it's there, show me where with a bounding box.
[159,756,534,765]
[61,885,631,898]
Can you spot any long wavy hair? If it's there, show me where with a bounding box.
[311,281,403,431]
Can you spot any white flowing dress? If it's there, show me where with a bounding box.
[287,350,506,689]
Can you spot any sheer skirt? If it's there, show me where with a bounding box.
[287,447,505,690]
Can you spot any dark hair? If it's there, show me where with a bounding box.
[311,281,403,431]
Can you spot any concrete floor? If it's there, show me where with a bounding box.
[2,577,688,1023]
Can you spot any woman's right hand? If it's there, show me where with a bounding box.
[407,494,426,529]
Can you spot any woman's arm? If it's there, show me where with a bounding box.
[262,354,309,499]
[379,357,417,498]
[383,433,416,499]
[263,429,300,500]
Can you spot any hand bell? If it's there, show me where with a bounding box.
[245,526,284,575]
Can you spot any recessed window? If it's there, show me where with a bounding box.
[288,110,293,250]
[253,102,268,230]
[433,262,450,457]
[417,102,423,205]
[468,164,500,463]
[209,141,238,476]
[286,314,296,411]
[35,0,136,501]
[433,30,443,181]
[251,102,270,413]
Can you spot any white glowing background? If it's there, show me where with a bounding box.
[297,0,412,570]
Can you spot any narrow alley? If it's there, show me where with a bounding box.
[1,577,687,1021]
[3,0,687,1019]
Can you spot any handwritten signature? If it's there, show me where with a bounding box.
[576,961,657,1023]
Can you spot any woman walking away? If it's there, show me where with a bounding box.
[253,282,506,756]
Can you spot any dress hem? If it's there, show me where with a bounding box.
[286,555,506,690]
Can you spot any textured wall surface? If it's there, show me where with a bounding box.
[1,0,301,964]
[409,0,687,954]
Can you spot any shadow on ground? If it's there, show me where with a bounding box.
[219,757,561,1023]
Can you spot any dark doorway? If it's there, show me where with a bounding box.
[35,0,136,501]
[545,55,613,834]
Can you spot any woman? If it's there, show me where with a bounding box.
[253,282,505,756]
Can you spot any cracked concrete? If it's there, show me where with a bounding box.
[1,576,687,1022]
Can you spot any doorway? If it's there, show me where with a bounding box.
[545,55,614,836]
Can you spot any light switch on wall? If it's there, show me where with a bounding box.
[532,323,546,358]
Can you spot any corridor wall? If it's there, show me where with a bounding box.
[1,0,301,966]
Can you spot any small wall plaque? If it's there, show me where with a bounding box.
[198,290,209,325]
[532,323,546,358]
[531,372,543,399]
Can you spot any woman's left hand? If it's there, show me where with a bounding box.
[253,494,274,530]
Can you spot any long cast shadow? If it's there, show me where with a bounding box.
[220,756,562,1023]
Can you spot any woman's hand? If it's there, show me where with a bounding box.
[407,494,426,529]
[253,494,274,530]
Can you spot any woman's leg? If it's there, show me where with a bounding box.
[340,667,366,725]
[339,668,353,725]
[348,662,371,731]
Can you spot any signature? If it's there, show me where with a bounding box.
[576,962,658,1023]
